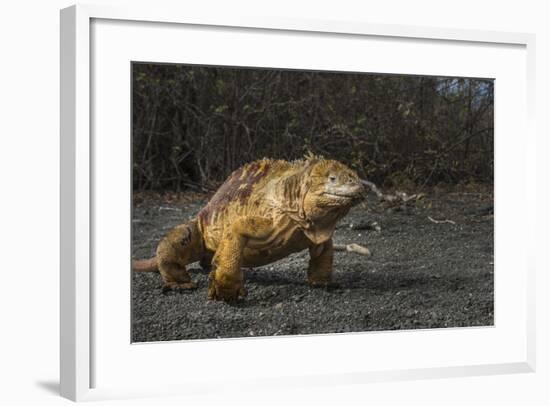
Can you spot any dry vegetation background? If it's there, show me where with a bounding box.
[132,63,493,192]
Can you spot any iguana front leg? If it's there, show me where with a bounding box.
[307,238,336,288]
[208,216,273,301]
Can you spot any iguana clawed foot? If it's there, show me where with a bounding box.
[207,270,247,302]
[162,281,198,293]
[308,280,340,290]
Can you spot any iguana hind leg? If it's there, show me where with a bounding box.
[208,216,273,301]
[159,262,197,292]
[156,220,203,292]
[307,239,337,288]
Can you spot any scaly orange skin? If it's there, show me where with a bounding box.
[135,157,365,301]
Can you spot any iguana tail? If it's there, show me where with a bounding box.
[132,257,159,272]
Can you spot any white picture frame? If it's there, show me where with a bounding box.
[60,3,536,402]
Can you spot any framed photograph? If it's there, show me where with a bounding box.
[60,4,536,401]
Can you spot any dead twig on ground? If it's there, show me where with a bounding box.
[333,243,371,256]
[360,179,424,206]
[428,216,456,225]
[349,221,381,232]
[158,206,183,212]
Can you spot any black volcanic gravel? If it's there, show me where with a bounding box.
[131,192,494,342]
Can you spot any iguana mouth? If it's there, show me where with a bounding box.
[323,192,359,198]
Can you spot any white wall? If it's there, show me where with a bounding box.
[0,1,547,405]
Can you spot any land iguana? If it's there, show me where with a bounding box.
[132,156,368,301]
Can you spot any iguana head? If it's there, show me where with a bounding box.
[301,159,365,222]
